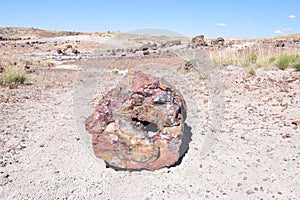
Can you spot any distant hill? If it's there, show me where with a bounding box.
[1,26,299,40]
[0,27,85,38]
[273,33,300,40]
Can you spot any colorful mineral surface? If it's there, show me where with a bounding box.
[85,71,187,170]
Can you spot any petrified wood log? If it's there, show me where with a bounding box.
[85,71,187,170]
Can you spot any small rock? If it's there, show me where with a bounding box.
[143,50,150,55]
[282,133,291,139]
[0,66,5,73]
[246,190,255,195]
[57,49,63,54]
[8,145,17,152]
[2,173,9,179]
[72,48,80,55]
[292,120,300,126]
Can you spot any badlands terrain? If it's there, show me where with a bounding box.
[0,27,300,199]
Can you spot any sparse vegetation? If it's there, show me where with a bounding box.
[294,60,300,71]
[2,67,26,84]
[211,50,300,72]
[268,56,276,63]
[24,60,33,66]
[247,51,258,64]
[112,69,119,74]
[43,82,52,88]
[247,68,256,77]
[277,54,297,70]
[197,70,207,79]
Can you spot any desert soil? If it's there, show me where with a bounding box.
[0,29,300,199]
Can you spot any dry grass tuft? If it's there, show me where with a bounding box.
[2,67,26,84]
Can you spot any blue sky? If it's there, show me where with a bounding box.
[1,0,299,38]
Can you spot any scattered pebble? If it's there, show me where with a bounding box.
[246,190,255,195]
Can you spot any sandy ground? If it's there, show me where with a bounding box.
[1,57,299,200]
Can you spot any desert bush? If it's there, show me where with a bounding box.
[247,51,258,64]
[212,56,237,67]
[294,60,300,71]
[247,68,256,77]
[43,82,52,89]
[24,60,33,66]
[2,67,26,84]
[268,56,276,63]
[111,69,118,74]
[277,54,297,70]
[210,47,300,70]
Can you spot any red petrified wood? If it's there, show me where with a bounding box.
[85,71,187,170]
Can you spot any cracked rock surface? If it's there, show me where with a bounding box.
[85,72,187,170]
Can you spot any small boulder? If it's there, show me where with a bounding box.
[72,48,80,55]
[0,66,4,73]
[57,49,63,54]
[85,72,187,170]
[143,50,150,56]
[192,35,206,46]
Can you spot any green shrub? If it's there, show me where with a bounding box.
[277,54,297,70]
[43,82,52,88]
[112,69,118,74]
[294,60,300,71]
[2,67,26,84]
[247,68,256,77]
[268,56,276,63]
[24,60,33,66]
[247,52,258,64]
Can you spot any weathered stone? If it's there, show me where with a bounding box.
[192,35,206,46]
[57,48,63,54]
[0,66,4,73]
[275,40,285,47]
[72,48,80,55]
[143,50,150,55]
[211,37,225,46]
[85,71,187,170]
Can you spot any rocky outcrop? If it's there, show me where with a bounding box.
[275,40,285,47]
[211,37,225,46]
[85,72,187,171]
[192,35,206,46]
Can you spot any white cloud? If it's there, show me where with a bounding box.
[275,27,293,34]
[288,15,296,20]
[216,23,226,27]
